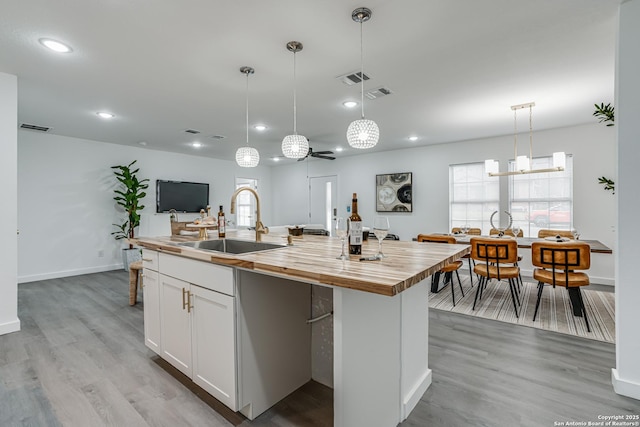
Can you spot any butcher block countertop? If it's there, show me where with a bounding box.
[133,230,470,297]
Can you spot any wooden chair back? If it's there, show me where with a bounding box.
[537,229,574,239]
[470,237,519,264]
[451,227,481,235]
[490,228,523,237]
[417,234,456,244]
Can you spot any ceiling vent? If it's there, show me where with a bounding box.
[184,129,201,134]
[336,71,371,86]
[365,87,393,100]
[209,135,226,140]
[20,123,51,132]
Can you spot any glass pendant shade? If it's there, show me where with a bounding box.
[347,118,379,149]
[282,134,309,159]
[485,159,499,175]
[516,155,530,171]
[553,152,566,169]
[236,146,259,168]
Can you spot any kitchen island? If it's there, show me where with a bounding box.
[134,230,469,427]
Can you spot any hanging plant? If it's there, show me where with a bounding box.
[593,103,615,126]
[598,176,615,194]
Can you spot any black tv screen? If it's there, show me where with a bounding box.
[156,180,209,213]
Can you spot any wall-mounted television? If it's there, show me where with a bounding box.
[156,180,209,213]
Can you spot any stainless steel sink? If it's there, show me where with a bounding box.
[178,238,285,254]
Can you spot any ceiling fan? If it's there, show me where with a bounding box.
[297,147,335,161]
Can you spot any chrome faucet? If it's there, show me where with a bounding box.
[230,187,269,242]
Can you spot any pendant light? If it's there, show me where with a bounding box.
[236,66,260,168]
[347,7,379,149]
[282,41,309,159]
[485,102,565,176]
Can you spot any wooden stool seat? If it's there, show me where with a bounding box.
[129,260,143,306]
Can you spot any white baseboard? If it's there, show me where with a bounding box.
[612,369,640,401]
[402,368,432,421]
[0,318,21,336]
[18,264,123,284]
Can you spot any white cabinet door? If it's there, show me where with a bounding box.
[142,269,161,354]
[160,274,192,377]
[191,285,237,410]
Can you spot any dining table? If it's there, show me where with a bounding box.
[430,233,612,316]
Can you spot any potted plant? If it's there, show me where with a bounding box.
[111,160,150,270]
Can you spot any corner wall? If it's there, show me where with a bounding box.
[17,131,273,283]
[0,72,20,335]
[612,0,640,401]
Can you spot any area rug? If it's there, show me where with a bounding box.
[428,275,616,343]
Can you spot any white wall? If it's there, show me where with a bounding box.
[612,0,640,401]
[272,123,617,284]
[17,131,273,282]
[0,72,20,335]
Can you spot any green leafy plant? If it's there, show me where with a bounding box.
[598,176,615,194]
[593,102,615,126]
[111,160,150,248]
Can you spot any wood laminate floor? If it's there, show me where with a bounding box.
[1,271,638,426]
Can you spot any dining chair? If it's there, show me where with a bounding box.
[537,229,574,239]
[451,227,481,286]
[489,228,524,289]
[531,241,591,332]
[470,237,521,318]
[417,234,465,306]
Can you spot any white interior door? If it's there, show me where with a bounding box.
[309,175,337,235]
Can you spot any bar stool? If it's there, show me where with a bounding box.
[417,234,465,306]
[129,260,143,305]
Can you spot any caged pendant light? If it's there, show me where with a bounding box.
[235,66,260,168]
[282,41,309,159]
[346,7,379,149]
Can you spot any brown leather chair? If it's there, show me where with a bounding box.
[470,237,521,317]
[451,227,481,286]
[531,241,591,332]
[417,234,465,306]
[490,228,524,288]
[537,229,574,239]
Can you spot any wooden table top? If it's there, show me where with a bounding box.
[445,234,612,254]
[133,230,470,297]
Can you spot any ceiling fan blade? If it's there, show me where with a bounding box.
[315,154,336,160]
[313,150,334,155]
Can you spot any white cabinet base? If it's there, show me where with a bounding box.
[333,279,431,427]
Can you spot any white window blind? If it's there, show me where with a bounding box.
[449,162,499,234]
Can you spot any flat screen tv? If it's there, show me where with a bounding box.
[156,180,209,213]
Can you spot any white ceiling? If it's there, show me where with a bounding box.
[0,0,619,165]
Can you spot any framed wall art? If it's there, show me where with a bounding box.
[376,172,412,212]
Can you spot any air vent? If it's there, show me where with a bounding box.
[184,129,201,134]
[20,123,51,132]
[210,135,226,140]
[365,87,393,100]
[336,71,371,86]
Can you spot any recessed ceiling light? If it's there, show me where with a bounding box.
[192,142,203,148]
[272,157,281,162]
[254,124,267,131]
[409,136,418,141]
[138,141,148,146]
[96,112,115,119]
[335,147,344,152]
[39,38,73,53]
[343,101,358,108]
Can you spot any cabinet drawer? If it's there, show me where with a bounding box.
[142,249,159,271]
[159,253,234,296]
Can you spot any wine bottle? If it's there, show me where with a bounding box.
[218,205,226,238]
[349,193,363,255]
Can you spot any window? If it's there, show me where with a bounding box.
[509,155,573,237]
[235,178,258,228]
[449,162,499,234]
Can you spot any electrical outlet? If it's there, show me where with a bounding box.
[98,250,104,258]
